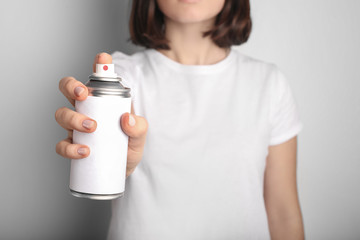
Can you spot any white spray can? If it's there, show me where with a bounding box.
[70,64,131,200]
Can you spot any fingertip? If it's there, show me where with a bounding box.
[120,113,148,138]
[77,146,90,158]
[122,113,136,127]
[90,120,97,132]
[120,112,130,130]
[128,114,136,127]
[74,85,88,101]
[82,119,97,133]
[60,76,88,104]
[74,86,85,97]
[93,53,112,72]
[97,52,112,64]
[121,112,130,118]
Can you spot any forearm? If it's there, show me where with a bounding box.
[264,137,304,240]
[267,209,304,240]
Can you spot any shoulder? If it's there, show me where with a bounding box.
[231,49,288,91]
[233,49,289,95]
[112,50,148,73]
[232,49,279,76]
[111,50,149,87]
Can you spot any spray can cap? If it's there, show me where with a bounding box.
[91,64,118,79]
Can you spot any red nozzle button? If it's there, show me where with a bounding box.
[103,65,108,71]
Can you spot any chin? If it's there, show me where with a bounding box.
[158,0,225,24]
[178,0,202,3]
[170,12,212,24]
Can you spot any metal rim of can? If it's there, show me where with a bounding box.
[88,87,131,97]
[85,76,131,97]
[89,75,122,82]
[70,189,124,200]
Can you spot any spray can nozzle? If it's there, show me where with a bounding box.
[92,64,118,78]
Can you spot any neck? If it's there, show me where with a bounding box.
[158,18,229,65]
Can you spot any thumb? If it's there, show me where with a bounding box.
[121,113,148,152]
[93,52,112,72]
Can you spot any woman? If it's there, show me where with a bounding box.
[55,0,305,239]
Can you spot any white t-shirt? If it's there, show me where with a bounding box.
[108,48,302,240]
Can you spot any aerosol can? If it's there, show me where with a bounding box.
[70,64,131,200]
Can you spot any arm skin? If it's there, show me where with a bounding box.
[264,136,305,240]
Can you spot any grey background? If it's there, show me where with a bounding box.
[0,0,359,239]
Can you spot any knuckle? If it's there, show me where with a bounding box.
[64,144,75,158]
[68,113,80,128]
[56,141,70,158]
[55,107,66,122]
[59,77,66,90]
[59,76,73,90]
[64,77,75,92]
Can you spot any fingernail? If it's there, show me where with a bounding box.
[83,119,95,129]
[74,86,85,97]
[128,114,136,127]
[77,147,88,156]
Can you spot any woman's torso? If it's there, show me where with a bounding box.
[107,48,300,240]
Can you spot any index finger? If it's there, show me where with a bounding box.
[59,77,88,106]
[93,52,113,72]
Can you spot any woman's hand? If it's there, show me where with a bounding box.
[55,53,148,177]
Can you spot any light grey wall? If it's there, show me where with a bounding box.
[0,0,137,239]
[0,0,359,239]
[240,0,360,239]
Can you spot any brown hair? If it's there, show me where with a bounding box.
[129,0,252,50]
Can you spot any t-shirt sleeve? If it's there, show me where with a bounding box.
[269,68,303,145]
[111,51,138,101]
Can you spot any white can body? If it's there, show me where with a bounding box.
[70,95,131,199]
